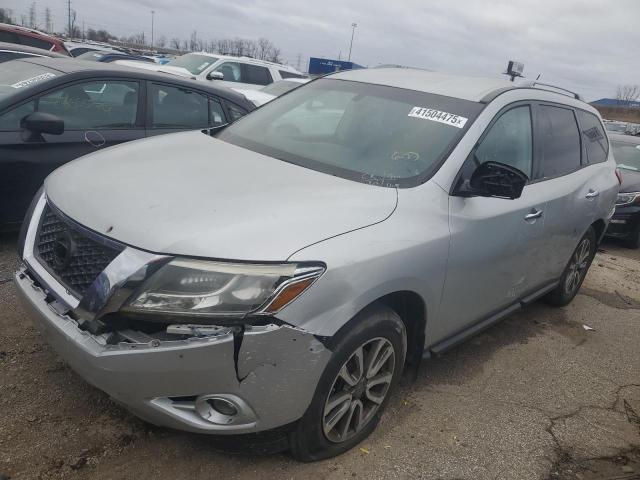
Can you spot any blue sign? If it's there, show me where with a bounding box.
[308,57,364,75]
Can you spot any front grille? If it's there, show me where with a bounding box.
[35,204,124,297]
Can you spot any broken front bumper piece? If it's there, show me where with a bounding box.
[14,268,331,434]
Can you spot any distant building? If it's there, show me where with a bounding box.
[591,98,640,109]
[308,57,364,76]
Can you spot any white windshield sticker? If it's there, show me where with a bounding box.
[408,107,468,129]
[11,72,56,89]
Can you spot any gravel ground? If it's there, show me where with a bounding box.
[0,233,639,480]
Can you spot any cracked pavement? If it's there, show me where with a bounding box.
[0,233,639,480]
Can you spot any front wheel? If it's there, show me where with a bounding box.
[545,226,596,306]
[289,303,406,462]
[622,227,640,249]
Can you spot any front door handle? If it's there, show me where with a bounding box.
[585,190,600,199]
[524,209,543,222]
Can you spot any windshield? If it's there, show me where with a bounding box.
[261,80,306,97]
[166,53,219,75]
[0,62,58,101]
[612,140,640,171]
[219,78,484,187]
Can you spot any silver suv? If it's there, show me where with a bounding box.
[15,68,618,461]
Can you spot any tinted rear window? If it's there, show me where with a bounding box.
[537,105,581,178]
[18,34,53,50]
[576,110,608,164]
[243,64,273,86]
[279,70,306,79]
[0,62,58,101]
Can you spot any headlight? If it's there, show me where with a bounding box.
[122,258,324,317]
[616,192,640,206]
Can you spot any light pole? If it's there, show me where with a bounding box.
[348,22,357,62]
[151,10,155,48]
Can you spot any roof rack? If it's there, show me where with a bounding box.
[519,81,583,101]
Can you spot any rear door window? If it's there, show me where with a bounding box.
[279,71,306,79]
[576,110,608,164]
[38,80,139,129]
[149,83,209,128]
[536,105,582,179]
[209,98,227,126]
[243,64,273,86]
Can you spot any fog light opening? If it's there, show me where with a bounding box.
[208,398,238,417]
[194,394,245,425]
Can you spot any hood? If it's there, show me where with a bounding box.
[45,131,397,261]
[122,61,193,78]
[619,168,640,193]
[231,88,275,107]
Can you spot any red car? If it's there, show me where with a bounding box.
[0,23,70,55]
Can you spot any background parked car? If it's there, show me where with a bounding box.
[63,41,117,57]
[0,41,67,63]
[0,23,69,55]
[0,57,255,230]
[607,133,640,247]
[234,78,310,106]
[155,52,306,90]
[76,50,156,64]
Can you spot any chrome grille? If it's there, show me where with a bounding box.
[35,204,124,297]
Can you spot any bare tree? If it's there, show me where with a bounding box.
[0,8,15,24]
[28,2,37,29]
[44,7,52,32]
[189,30,198,51]
[157,35,166,48]
[67,9,79,38]
[616,85,640,107]
[170,37,181,50]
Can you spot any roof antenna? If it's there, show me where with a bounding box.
[536,74,541,81]
[503,60,524,82]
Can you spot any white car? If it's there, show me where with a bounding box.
[151,52,306,90]
[234,78,310,106]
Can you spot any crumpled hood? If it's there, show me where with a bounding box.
[45,131,397,261]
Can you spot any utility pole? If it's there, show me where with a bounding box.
[67,0,71,38]
[151,10,155,48]
[348,22,357,62]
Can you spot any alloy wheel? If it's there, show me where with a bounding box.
[564,238,591,295]
[322,337,396,443]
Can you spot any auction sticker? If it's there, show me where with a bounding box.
[408,107,468,129]
[11,73,57,89]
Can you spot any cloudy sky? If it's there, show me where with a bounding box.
[5,0,639,100]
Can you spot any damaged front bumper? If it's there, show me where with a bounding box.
[14,267,331,434]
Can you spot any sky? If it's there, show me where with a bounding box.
[3,0,639,101]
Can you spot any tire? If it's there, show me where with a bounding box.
[545,226,597,307]
[622,227,640,249]
[289,303,407,462]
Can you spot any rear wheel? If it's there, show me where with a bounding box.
[289,303,406,462]
[546,227,596,306]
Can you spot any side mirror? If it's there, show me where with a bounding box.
[461,161,528,200]
[21,112,64,139]
[207,71,224,81]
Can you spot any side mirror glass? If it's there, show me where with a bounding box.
[464,161,528,199]
[20,112,64,141]
[207,71,224,81]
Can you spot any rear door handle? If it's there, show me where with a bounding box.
[524,209,543,221]
[585,190,600,199]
